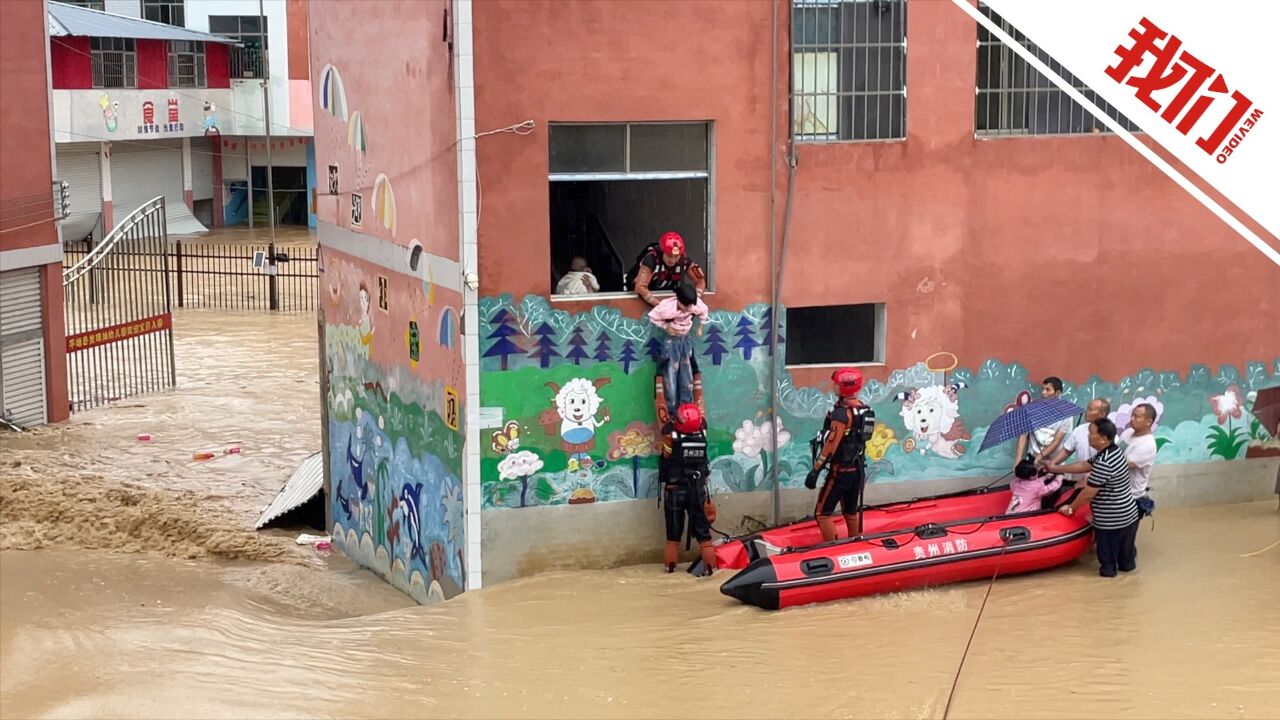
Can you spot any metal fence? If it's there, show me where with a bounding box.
[62,197,176,413]
[64,240,318,312]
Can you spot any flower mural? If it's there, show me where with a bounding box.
[865,424,899,462]
[1206,384,1249,460]
[494,450,546,508]
[606,421,662,498]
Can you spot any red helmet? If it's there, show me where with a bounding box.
[659,231,685,256]
[673,402,704,434]
[832,368,863,397]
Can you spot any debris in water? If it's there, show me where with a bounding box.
[192,452,216,461]
[137,434,152,442]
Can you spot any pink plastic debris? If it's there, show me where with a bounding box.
[224,446,242,455]
[137,433,152,442]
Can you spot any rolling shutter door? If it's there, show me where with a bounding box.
[56,146,103,243]
[111,141,208,236]
[0,268,49,427]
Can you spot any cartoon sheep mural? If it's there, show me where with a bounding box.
[895,382,972,458]
[539,377,612,472]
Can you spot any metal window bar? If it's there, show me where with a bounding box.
[168,41,206,88]
[975,4,1141,137]
[792,0,908,143]
[91,38,136,88]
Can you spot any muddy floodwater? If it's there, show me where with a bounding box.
[3,309,1279,719]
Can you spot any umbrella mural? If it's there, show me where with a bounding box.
[319,64,348,121]
[438,307,458,349]
[348,111,367,152]
[406,239,435,305]
[978,397,1084,453]
[373,173,397,237]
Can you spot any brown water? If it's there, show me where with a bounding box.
[3,308,1279,719]
[2,308,321,563]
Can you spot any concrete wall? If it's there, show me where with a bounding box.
[1,0,69,425]
[309,0,467,605]
[466,0,1280,583]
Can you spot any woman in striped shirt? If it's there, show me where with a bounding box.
[1044,418,1141,577]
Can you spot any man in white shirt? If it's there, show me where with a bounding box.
[1049,397,1111,485]
[1015,376,1072,470]
[1121,403,1159,513]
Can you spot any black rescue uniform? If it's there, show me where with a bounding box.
[660,425,717,574]
[807,397,875,541]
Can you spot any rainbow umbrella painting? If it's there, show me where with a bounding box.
[348,111,367,153]
[319,64,348,121]
[373,173,397,237]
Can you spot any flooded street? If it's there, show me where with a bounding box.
[1,503,1276,719]
[2,309,1279,719]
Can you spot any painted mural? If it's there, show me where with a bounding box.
[478,294,1279,510]
[325,252,465,604]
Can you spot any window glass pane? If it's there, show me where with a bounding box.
[548,124,626,174]
[784,304,879,365]
[628,123,707,173]
[209,16,237,33]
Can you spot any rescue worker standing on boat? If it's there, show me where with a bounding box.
[805,368,876,542]
[658,402,718,576]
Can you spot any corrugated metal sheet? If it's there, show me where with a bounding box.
[48,2,238,44]
[111,141,208,236]
[255,452,324,529]
[0,269,48,427]
[56,147,103,243]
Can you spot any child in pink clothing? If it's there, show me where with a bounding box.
[1007,459,1064,514]
[648,283,709,416]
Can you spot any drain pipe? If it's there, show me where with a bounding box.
[767,0,800,525]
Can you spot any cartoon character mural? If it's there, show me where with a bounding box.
[895,382,972,458]
[539,378,612,472]
[475,292,1278,510]
[202,101,219,134]
[358,281,374,348]
[99,94,119,133]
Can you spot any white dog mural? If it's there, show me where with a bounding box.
[539,377,612,472]
[895,382,971,458]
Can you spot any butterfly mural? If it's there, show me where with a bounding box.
[491,420,522,455]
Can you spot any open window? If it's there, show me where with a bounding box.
[784,303,886,367]
[548,122,713,297]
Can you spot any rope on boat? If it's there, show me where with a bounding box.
[942,547,1007,720]
[1240,538,1280,558]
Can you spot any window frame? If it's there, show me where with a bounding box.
[209,15,268,79]
[61,0,105,9]
[791,0,909,144]
[782,302,888,369]
[142,0,185,27]
[547,121,717,300]
[974,3,1140,138]
[90,37,136,89]
[167,40,207,89]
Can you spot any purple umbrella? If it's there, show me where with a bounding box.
[978,397,1084,453]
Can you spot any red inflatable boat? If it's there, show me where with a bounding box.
[712,485,1018,571]
[719,506,1094,610]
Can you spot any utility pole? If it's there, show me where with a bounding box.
[259,0,278,310]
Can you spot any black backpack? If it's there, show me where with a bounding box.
[623,243,662,291]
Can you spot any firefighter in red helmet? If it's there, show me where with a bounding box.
[631,231,707,308]
[657,402,718,575]
[806,368,877,542]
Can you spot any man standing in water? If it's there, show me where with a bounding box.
[1122,403,1159,518]
[1045,418,1141,577]
[806,368,876,542]
[1048,397,1111,488]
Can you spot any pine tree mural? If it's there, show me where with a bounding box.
[528,322,560,368]
[482,308,523,370]
[619,340,639,374]
[566,326,590,365]
[645,337,665,364]
[733,315,761,361]
[761,307,785,356]
[593,331,611,363]
[703,322,730,366]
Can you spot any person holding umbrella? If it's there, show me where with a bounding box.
[1013,377,1074,470]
